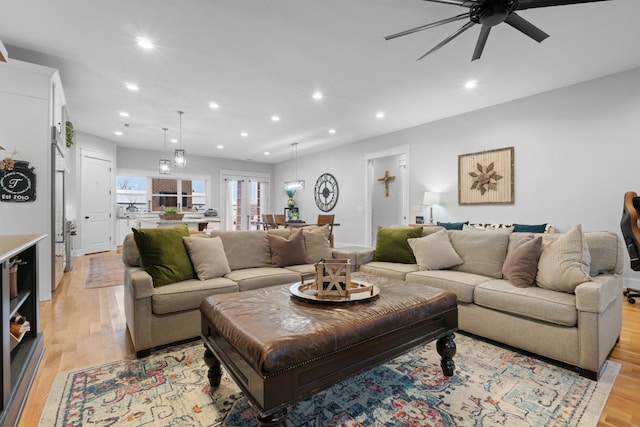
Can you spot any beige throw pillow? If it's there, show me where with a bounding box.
[183,236,231,280]
[536,224,592,292]
[303,225,333,263]
[408,229,464,271]
[502,235,543,288]
[449,230,510,279]
[268,228,309,267]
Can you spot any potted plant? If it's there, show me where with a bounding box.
[160,207,184,220]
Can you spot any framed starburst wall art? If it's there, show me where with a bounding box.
[458,146,514,205]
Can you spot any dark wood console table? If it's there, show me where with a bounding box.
[0,234,45,427]
[200,274,457,425]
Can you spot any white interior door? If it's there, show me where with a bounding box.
[365,146,410,246]
[81,151,113,254]
[221,172,269,230]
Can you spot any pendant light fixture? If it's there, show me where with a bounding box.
[283,142,305,191]
[174,110,186,168]
[159,127,171,174]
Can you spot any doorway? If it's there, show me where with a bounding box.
[80,149,113,254]
[221,172,270,230]
[364,146,410,246]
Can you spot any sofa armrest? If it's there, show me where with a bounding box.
[574,274,623,313]
[125,267,155,300]
[331,247,375,271]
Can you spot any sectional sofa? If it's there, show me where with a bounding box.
[122,224,355,356]
[358,224,624,379]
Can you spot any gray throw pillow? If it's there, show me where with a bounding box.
[268,228,309,267]
[502,235,543,288]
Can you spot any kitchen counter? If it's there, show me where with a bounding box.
[116,215,221,244]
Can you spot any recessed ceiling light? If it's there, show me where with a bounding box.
[136,37,154,50]
[271,115,280,122]
[312,91,323,100]
[464,79,478,90]
[114,131,123,136]
[217,145,224,149]
[119,111,129,117]
[328,128,336,134]
[125,83,139,91]
[376,111,385,119]
[264,151,270,156]
[171,138,178,143]
[240,132,249,137]
[209,102,220,109]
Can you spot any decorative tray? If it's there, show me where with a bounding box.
[289,280,380,304]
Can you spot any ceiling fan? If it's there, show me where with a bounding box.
[385,0,611,61]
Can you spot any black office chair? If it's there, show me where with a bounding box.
[620,191,640,303]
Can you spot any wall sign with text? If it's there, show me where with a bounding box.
[0,160,37,202]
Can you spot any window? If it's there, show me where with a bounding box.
[116,175,207,213]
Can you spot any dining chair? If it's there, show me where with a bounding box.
[317,214,335,247]
[275,214,287,227]
[261,214,277,230]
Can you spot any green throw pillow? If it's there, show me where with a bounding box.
[132,224,195,287]
[374,226,423,263]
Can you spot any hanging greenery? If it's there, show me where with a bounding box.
[65,121,75,147]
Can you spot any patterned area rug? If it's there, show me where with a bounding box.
[85,253,124,288]
[40,334,619,427]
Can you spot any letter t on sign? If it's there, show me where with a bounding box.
[377,170,396,197]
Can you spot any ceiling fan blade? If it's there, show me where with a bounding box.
[422,0,477,6]
[418,21,476,60]
[516,0,611,11]
[505,12,549,42]
[385,13,470,40]
[472,26,491,61]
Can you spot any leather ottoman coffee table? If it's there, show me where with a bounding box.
[200,274,457,426]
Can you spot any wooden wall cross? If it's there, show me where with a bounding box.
[377,170,396,197]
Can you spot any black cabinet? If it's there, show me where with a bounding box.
[0,234,45,427]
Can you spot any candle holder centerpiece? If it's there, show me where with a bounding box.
[290,260,380,303]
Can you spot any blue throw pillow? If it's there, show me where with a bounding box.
[437,221,469,230]
[513,223,548,233]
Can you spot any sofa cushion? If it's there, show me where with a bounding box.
[374,226,423,263]
[437,221,468,230]
[303,225,333,262]
[285,264,316,276]
[151,277,238,314]
[208,230,272,270]
[132,224,195,287]
[407,229,463,271]
[406,270,493,304]
[359,261,418,281]
[268,228,308,267]
[448,230,510,279]
[502,235,543,288]
[474,279,577,327]
[225,267,302,292]
[536,224,592,293]
[183,236,231,280]
[585,231,623,276]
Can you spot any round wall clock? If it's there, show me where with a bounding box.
[314,173,339,212]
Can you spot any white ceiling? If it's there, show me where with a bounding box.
[1,0,638,163]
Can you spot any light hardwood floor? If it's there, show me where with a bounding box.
[18,251,640,426]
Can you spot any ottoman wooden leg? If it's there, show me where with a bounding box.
[256,408,288,427]
[436,332,456,377]
[203,345,223,388]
